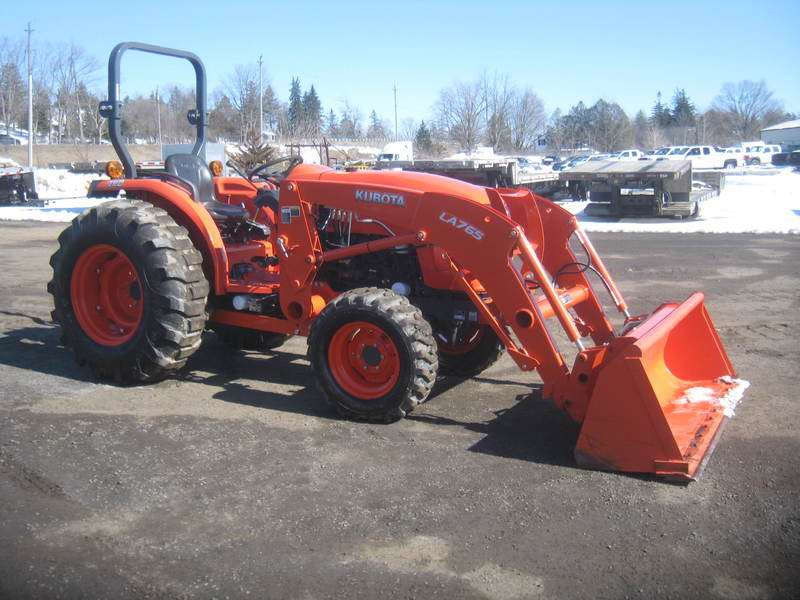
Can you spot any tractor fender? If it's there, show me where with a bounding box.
[89,179,229,294]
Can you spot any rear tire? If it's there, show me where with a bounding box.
[308,288,438,422]
[48,199,209,382]
[436,323,504,377]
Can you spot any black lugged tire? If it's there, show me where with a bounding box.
[210,324,289,351]
[437,325,504,377]
[48,199,209,382]
[307,287,438,422]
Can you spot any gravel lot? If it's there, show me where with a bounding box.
[1,221,798,600]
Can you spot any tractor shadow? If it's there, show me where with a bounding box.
[175,335,331,418]
[0,316,618,477]
[411,383,582,470]
[0,312,94,382]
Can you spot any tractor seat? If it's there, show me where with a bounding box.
[164,153,249,221]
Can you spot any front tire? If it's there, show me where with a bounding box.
[48,199,209,382]
[308,288,438,422]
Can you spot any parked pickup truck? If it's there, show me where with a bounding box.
[744,144,782,165]
[721,147,745,168]
[608,148,646,160]
[664,145,727,169]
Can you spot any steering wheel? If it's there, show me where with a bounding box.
[247,156,303,183]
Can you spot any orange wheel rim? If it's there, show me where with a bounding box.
[438,324,484,355]
[70,244,143,346]
[328,321,400,399]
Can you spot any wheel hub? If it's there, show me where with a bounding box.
[361,345,383,367]
[328,321,400,399]
[70,244,143,346]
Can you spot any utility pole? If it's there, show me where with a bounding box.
[25,22,33,169]
[393,84,398,141]
[155,86,162,147]
[258,55,264,141]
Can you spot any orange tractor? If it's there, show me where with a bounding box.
[49,43,747,481]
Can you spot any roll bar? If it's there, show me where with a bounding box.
[99,42,208,178]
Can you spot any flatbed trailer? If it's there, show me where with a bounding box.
[0,167,38,204]
[373,158,561,196]
[559,160,720,218]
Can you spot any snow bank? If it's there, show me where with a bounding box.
[34,169,99,200]
[564,168,800,234]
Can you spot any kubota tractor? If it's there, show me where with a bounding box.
[49,43,748,481]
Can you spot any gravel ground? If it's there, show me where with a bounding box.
[0,221,797,600]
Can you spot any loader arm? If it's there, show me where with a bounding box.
[285,168,745,480]
[284,171,623,420]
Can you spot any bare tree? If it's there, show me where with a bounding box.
[0,38,25,135]
[209,90,240,142]
[338,99,363,138]
[223,64,259,143]
[587,99,632,152]
[436,80,485,153]
[509,88,546,152]
[50,43,99,142]
[711,80,782,141]
[399,117,418,141]
[480,71,514,152]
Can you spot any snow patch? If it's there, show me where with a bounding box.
[565,168,800,234]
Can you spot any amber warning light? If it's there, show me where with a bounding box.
[105,161,124,179]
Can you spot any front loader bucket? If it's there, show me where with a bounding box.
[574,293,748,481]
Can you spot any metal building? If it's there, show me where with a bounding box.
[761,120,800,151]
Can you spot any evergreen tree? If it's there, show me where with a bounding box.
[366,110,387,138]
[288,77,303,135]
[632,109,650,148]
[262,83,281,133]
[325,109,339,137]
[414,120,433,155]
[302,85,323,136]
[671,88,696,128]
[230,126,276,174]
[651,92,672,128]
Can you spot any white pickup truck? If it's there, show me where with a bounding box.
[744,144,783,165]
[608,148,646,161]
[666,145,727,169]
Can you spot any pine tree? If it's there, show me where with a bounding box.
[288,77,303,135]
[262,84,281,133]
[414,120,433,156]
[302,85,323,136]
[671,88,696,128]
[632,110,650,148]
[325,109,339,137]
[366,110,387,138]
[229,127,276,175]
[651,92,672,128]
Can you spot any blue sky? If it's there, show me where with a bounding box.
[4,0,799,125]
